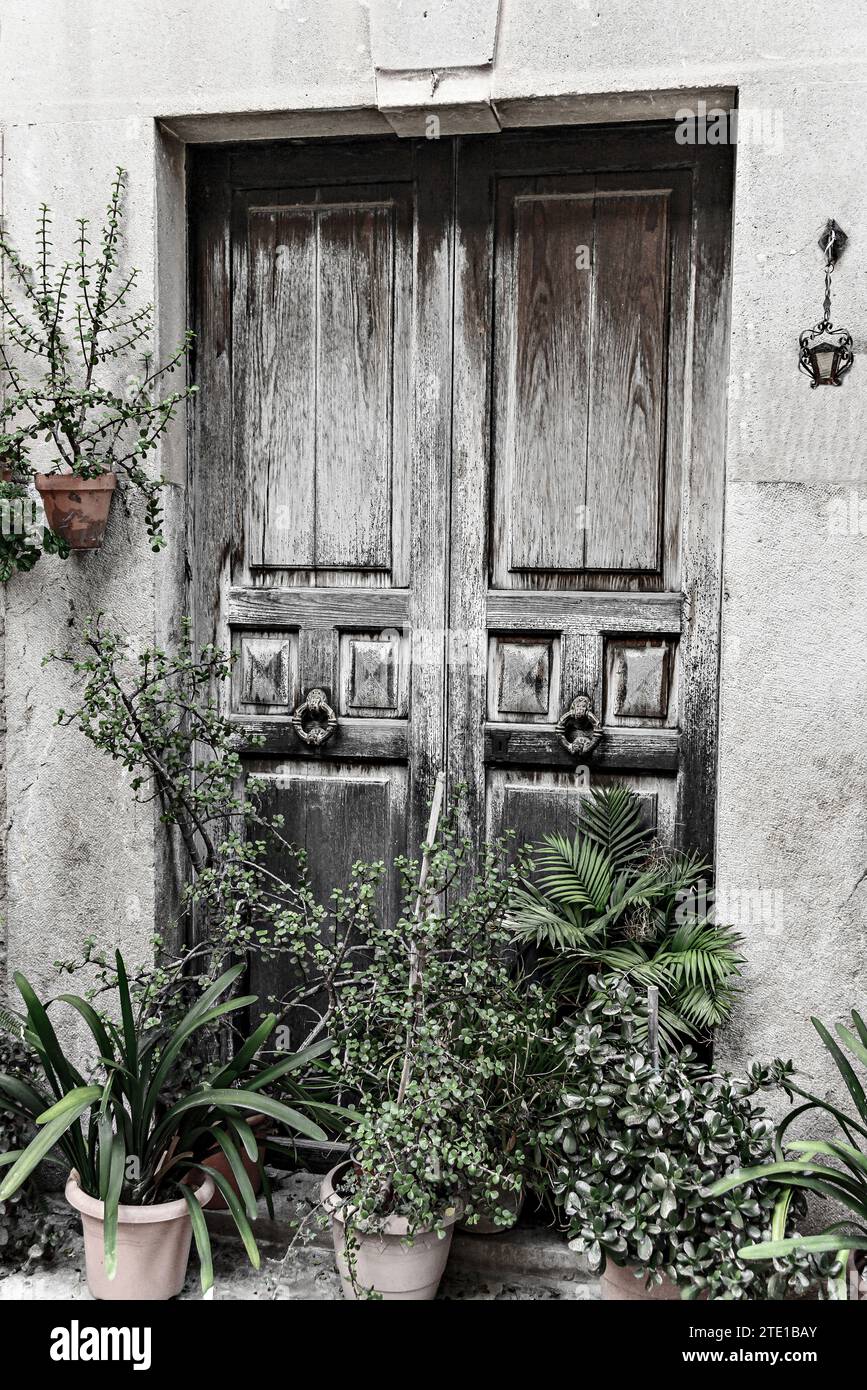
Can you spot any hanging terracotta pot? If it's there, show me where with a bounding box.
[35,472,117,550]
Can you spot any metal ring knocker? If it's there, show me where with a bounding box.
[291,689,338,748]
[556,693,603,759]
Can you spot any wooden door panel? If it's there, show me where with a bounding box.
[452,128,732,862]
[191,141,453,995]
[249,763,406,1023]
[233,183,413,582]
[486,770,669,856]
[491,168,688,590]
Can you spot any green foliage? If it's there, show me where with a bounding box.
[0,476,69,581]
[322,819,560,1253]
[0,167,196,567]
[42,611,564,1277]
[0,1019,68,1269]
[710,1008,867,1265]
[0,953,332,1292]
[546,980,839,1299]
[44,616,335,1062]
[507,786,744,1048]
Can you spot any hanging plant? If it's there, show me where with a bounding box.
[0,168,195,567]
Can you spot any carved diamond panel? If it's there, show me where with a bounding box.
[341,631,404,716]
[238,635,295,709]
[489,637,558,720]
[605,639,674,723]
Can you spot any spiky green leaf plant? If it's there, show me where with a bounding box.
[0,951,335,1291]
[709,1009,867,1270]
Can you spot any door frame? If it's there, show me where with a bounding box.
[187,122,733,867]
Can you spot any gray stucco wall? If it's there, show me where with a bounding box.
[0,0,865,1092]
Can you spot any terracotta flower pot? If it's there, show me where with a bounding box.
[459,1184,524,1235]
[202,1115,269,1212]
[65,1168,214,1301]
[601,1261,685,1301]
[35,472,117,550]
[847,1252,867,1301]
[321,1163,460,1301]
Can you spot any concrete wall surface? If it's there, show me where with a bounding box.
[0,1,864,1091]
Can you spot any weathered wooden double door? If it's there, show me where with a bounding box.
[190,127,732,934]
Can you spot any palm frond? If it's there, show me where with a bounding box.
[652,917,745,993]
[578,785,651,871]
[0,1003,25,1040]
[506,884,603,950]
[533,837,611,912]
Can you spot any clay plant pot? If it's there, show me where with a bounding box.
[202,1115,269,1212]
[459,1184,525,1236]
[847,1252,867,1301]
[321,1163,460,1301]
[35,471,117,550]
[65,1168,214,1301]
[601,1262,685,1301]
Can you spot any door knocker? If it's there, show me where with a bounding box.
[291,689,338,748]
[556,693,603,759]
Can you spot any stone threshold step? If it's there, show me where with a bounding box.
[205,1172,594,1290]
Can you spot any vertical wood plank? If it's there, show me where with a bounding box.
[449,136,495,860]
[189,150,233,654]
[561,629,602,724]
[506,191,595,571]
[406,139,453,854]
[316,203,394,570]
[584,190,670,570]
[243,207,317,569]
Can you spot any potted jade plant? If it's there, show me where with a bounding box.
[710,1007,867,1301]
[0,953,332,1299]
[318,785,558,1298]
[547,981,838,1300]
[0,168,194,564]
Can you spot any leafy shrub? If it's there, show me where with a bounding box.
[547,980,839,1299]
[0,1016,66,1269]
[326,813,560,1241]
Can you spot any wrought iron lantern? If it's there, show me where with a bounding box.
[798,220,854,387]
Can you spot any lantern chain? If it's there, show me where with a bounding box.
[821,229,836,330]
